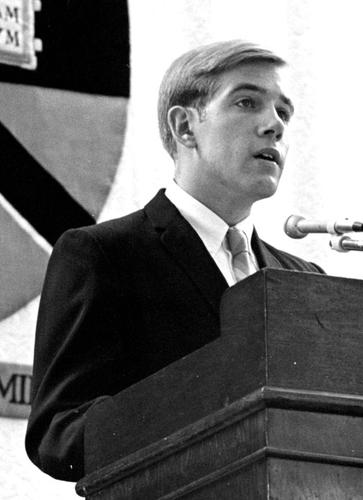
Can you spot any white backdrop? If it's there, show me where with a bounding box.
[2,1,363,498]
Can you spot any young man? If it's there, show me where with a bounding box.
[26,40,323,482]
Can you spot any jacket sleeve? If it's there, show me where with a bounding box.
[25,228,131,481]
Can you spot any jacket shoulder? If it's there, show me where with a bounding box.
[71,207,147,239]
[55,206,150,253]
[262,240,325,274]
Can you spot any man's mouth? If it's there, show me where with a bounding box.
[254,148,281,166]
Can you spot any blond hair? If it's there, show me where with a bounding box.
[158,40,286,157]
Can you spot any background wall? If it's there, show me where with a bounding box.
[1,1,363,498]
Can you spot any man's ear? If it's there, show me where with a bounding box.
[167,106,198,150]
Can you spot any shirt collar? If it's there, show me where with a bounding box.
[165,180,254,256]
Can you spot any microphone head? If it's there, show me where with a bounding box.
[284,215,307,239]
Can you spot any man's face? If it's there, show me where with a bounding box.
[186,61,294,210]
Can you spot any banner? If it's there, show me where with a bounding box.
[0,83,128,321]
[0,1,130,430]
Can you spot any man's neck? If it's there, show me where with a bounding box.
[173,178,252,226]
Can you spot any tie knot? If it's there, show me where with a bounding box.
[226,227,249,257]
[226,227,256,281]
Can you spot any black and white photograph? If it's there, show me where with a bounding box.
[1,1,363,498]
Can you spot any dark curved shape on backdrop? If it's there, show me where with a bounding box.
[0,121,95,245]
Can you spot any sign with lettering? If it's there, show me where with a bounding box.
[0,362,32,418]
[0,0,41,69]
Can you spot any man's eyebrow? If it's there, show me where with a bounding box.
[229,83,295,114]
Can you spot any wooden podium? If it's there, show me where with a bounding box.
[76,269,363,499]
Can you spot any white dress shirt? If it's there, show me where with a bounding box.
[165,181,258,286]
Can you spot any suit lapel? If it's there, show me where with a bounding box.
[252,229,284,269]
[145,190,228,316]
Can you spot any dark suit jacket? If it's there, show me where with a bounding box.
[25,190,324,481]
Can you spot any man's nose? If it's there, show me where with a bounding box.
[256,108,285,141]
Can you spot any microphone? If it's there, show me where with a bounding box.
[284,215,363,239]
[330,235,363,252]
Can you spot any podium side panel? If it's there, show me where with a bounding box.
[269,458,363,499]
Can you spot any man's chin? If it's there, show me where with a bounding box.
[253,178,280,201]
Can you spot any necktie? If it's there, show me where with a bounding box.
[226,227,256,281]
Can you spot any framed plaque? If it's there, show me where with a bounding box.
[0,0,41,70]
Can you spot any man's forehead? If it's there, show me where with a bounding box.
[218,62,294,106]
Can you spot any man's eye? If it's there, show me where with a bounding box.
[277,107,291,123]
[236,98,255,109]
